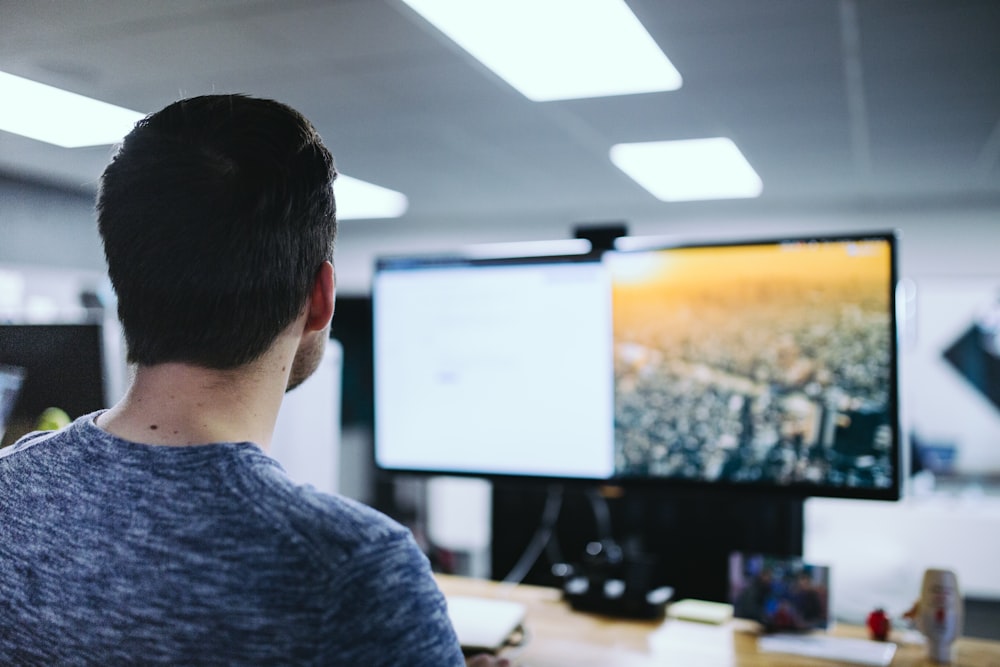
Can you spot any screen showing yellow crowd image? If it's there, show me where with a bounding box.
[608,239,894,490]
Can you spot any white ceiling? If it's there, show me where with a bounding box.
[2,1,999,244]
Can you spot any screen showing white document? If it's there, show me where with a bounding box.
[374,259,614,478]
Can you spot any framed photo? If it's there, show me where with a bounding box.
[729,552,830,632]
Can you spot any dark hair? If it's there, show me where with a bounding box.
[97,94,337,369]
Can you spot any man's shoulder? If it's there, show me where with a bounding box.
[225,454,415,567]
[287,483,411,552]
[0,425,69,461]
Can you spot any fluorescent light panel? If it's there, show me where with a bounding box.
[462,238,592,258]
[0,71,146,148]
[399,0,681,101]
[335,175,409,220]
[0,72,404,220]
[610,138,763,202]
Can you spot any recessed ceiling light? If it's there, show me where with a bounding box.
[610,138,763,202]
[399,0,682,101]
[335,175,409,220]
[0,71,145,148]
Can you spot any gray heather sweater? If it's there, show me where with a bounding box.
[0,413,464,666]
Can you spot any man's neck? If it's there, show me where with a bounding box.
[96,358,288,450]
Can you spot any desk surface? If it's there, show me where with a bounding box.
[437,575,1000,667]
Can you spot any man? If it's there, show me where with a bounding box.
[0,94,505,666]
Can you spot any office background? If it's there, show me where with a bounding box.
[2,0,1000,636]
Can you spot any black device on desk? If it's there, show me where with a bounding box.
[554,537,674,619]
[371,229,902,606]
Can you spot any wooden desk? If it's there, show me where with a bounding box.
[437,575,1000,667]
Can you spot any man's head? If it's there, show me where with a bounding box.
[97,94,337,370]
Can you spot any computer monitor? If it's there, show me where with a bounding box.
[0,323,111,447]
[372,231,901,501]
[0,364,27,442]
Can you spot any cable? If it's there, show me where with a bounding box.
[586,487,614,544]
[500,484,564,585]
[582,486,623,567]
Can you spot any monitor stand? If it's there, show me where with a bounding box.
[491,482,805,606]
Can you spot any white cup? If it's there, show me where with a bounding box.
[915,568,963,663]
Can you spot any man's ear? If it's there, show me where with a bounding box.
[304,261,335,332]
